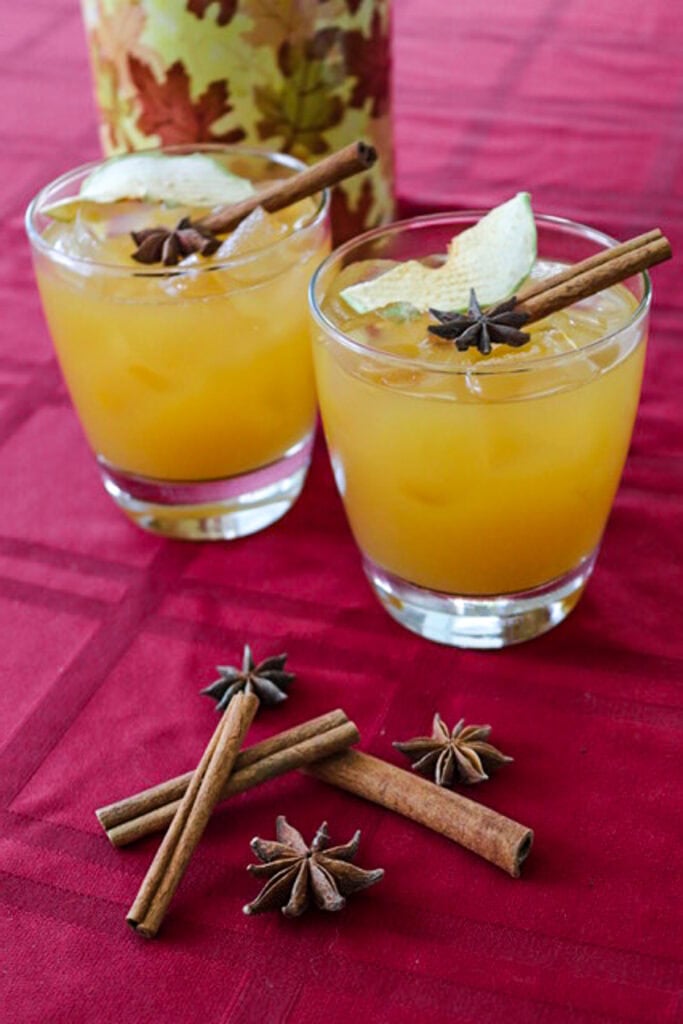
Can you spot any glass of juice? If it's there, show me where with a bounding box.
[309,212,651,648]
[26,146,330,540]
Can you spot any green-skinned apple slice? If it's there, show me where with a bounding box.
[43,153,255,221]
[341,192,537,315]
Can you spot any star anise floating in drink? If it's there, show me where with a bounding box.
[131,217,220,266]
[244,816,384,917]
[201,644,294,710]
[394,714,512,786]
[428,288,530,354]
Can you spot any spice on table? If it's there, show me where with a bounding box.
[99,727,531,877]
[394,714,513,786]
[127,691,259,938]
[201,644,295,710]
[305,749,531,877]
[244,816,383,917]
[97,709,360,848]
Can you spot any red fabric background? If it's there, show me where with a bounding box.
[2,1,683,1021]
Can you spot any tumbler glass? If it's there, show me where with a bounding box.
[27,145,330,540]
[309,213,650,648]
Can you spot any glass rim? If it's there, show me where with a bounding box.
[309,210,652,376]
[25,144,330,278]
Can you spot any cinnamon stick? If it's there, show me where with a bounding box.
[97,708,349,835]
[127,691,259,938]
[198,140,377,235]
[305,750,533,878]
[105,718,360,848]
[516,229,663,304]
[516,231,671,324]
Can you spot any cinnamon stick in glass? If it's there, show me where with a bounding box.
[516,230,671,324]
[516,229,664,305]
[305,750,533,878]
[97,709,357,847]
[127,691,259,938]
[198,140,377,236]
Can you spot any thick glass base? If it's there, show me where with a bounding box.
[363,551,598,649]
[99,432,314,540]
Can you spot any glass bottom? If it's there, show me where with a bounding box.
[99,432,315,540]
[363,550,598,649]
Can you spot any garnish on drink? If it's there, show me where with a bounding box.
[339,192,670,356]
[342,193,538,317]
[429,292,530,353]
[45,142,377,265]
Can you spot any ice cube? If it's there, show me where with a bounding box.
[157,255,227,300]
[215,207,288,260]
[51,207,106,262]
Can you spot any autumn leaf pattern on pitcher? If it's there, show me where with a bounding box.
[80,0,394,239]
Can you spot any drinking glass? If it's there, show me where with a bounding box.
[309,213,650,648]
[27,145,330,540]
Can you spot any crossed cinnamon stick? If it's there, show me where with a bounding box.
[99,709,359,847]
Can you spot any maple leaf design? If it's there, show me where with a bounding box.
[330,178,376,243]
[88,0,164,100]
[254,30,345,155]
[128,58,246,146]
[345,10,391,117]
[240,0,320,49]
[186,0,238,26]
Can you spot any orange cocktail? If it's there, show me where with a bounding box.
[27,147,330,539]
[309,213,650,647]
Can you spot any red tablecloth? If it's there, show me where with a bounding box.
[2,2,682,1021]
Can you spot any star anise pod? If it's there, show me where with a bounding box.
[200,644,294,711]
[394,713,512,786]
[244,816,384,917]
[131,217,220,266]
[428,289,530,354]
